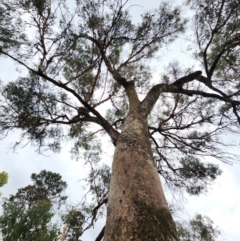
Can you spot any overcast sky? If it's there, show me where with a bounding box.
[0,1,240,240]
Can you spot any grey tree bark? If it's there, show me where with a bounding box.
[104,108,178,241]
[103,71,208,240]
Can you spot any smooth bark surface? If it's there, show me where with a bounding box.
[104,108,178,241]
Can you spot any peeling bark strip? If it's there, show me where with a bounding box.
[104,109,178,241]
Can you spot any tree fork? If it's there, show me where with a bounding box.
[104,108,178,241]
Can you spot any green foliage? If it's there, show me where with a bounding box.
[177,214,222,241]
[0,73,70,152]
[86,164,111,199]
[0,171,8,187]
[179,156,222,195]
[21,0,48,15]
[158,154,222,196]
[0,171,8,196]
[0,199,58,241]
[188,0,240,82]
[70,131,102,161]
[0,170,68,241]
[0,0,240,238]
[8,170,68,210]
[0,0,26,51]
[0,168,110,240]
[62,209,85,241]
[0,0,186,155]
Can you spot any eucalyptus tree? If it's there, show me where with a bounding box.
[0,169,100,241]
[0,0,239,240]
[0,171,8,188]
[0,171,8,196]
[0,170,67,241]
[177,214,222,241]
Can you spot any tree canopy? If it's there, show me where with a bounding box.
[0,172,8,188]
[0,170,67,241]
[1,0,238,193]
[0,171,8,197]
[0,0,239,240]
[0,170,97,241]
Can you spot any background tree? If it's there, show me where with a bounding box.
[0,170,67,241]
[0,171,8,197]
[0,172,8,188]
[177,214,222,241]
[0,0,239,240]
[0,168,110,241]
[2,171,222,241]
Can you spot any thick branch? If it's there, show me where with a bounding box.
[139,71,240,120]
[78,34,140,112]
[139,71,202,117]
[43,116,100,125]
[0,50,120,145]
[177,87,240,105]
[208,34,240,79]
[196,75,227,97]
[125,80,140,111]
[95,226,105,241]
[81,198,108,236]
[172,71,202,86]
[77,34,127,84]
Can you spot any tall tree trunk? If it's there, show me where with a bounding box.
[104,109,178,241]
